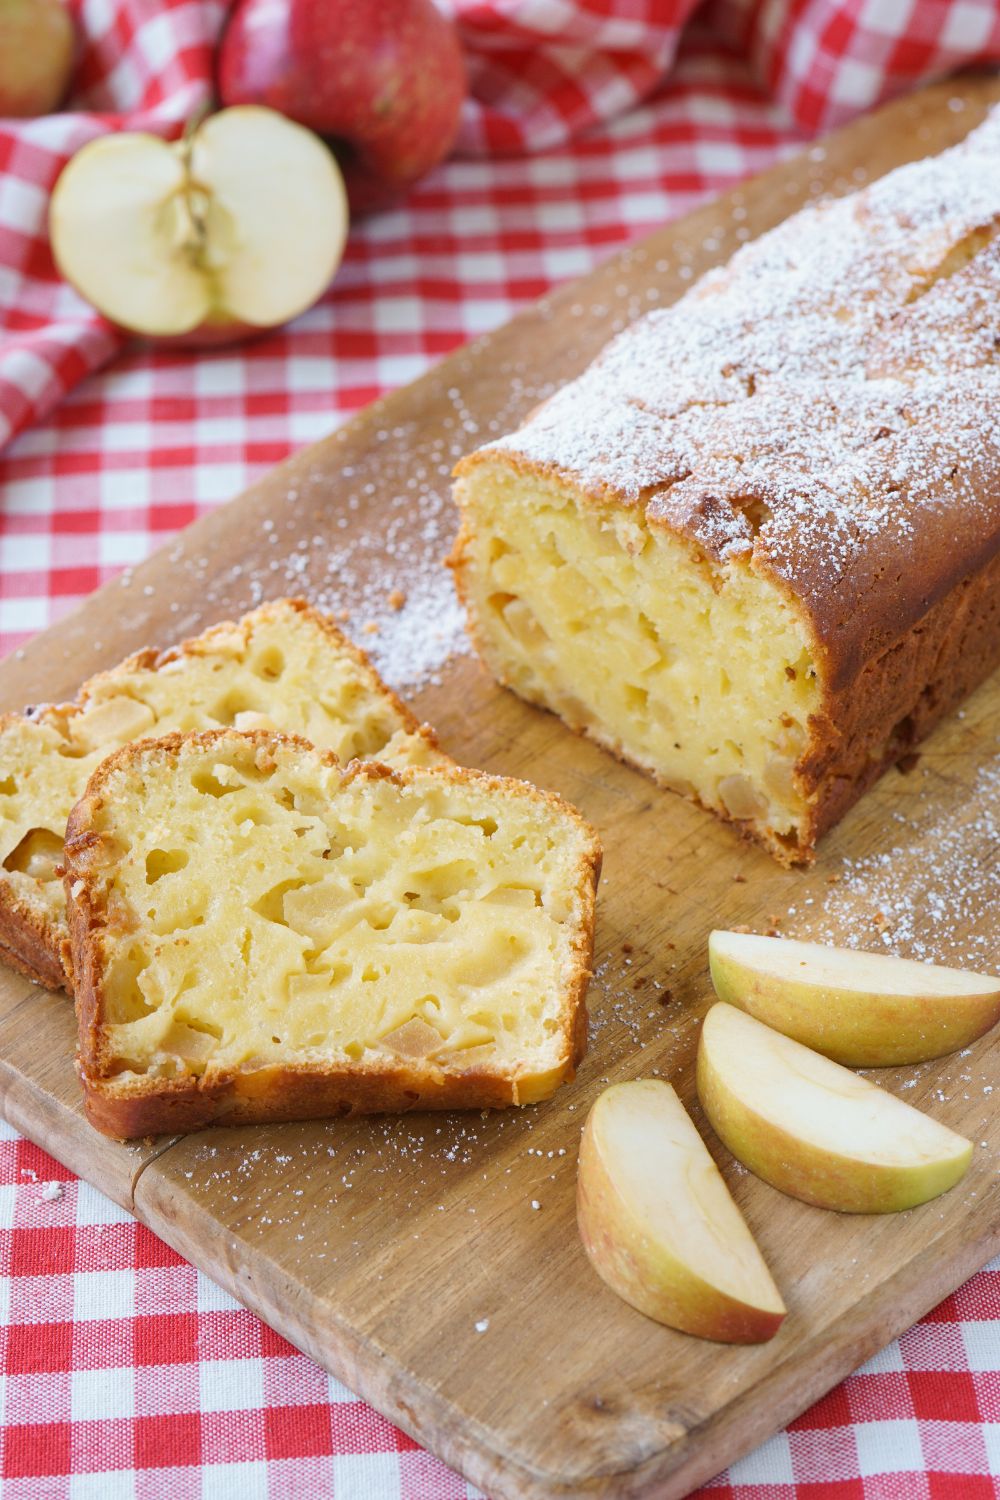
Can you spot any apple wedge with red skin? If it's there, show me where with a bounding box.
[217,0,466,214]
[577,1079,786,1343]
[697,1003,973,1215]
[709,930,1000,1067]
[49,106,348,346]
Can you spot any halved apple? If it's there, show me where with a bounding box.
[576,1079,786,1342]
[697,1003,973,1214]
[49,106,348,344]
[709,930,1000,1067]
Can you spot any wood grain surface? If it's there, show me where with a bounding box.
[3,75,1000,1499]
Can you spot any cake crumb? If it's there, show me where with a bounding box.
[388,589,407,611]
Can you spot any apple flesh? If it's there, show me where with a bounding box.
[48,106,348,344]
[709,930,1000,1067]
[697,1003,973,1214]
[0,0,75,117]
[577,1079,786,1343]
[216,0,466,214]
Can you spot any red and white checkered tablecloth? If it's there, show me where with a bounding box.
[3,1,1000,1495]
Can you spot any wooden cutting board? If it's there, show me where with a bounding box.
[3,74,1000,1500]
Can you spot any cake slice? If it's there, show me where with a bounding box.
[451,108,1000,864]
[0,599,443,990]
[65,730,600,1137]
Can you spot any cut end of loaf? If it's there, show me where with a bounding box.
[451,464,821,863]
[450,108,1000,865]
[66,730,600,1137]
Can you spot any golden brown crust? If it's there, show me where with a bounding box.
[798,547,1000,853]
[0,877,67,989]
[0,598,441,990]
[79,1062,522,1138]
[66,729,600,1139]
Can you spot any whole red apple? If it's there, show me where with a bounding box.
[216,0,466,213]
[0,0,75,117]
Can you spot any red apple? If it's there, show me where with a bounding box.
[216,0,466,213]
[0,0,75,117]
[49,107,348,346]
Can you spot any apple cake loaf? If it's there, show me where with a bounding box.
[451,107,1000,863]
[65,730,601,1137]
[0,599,443,990]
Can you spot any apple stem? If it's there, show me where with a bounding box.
[174,109,213,269]
[180,103,211,149]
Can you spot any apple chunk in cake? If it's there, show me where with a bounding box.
[67,730,600,1137]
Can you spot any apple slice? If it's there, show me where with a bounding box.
[697,1003,973,1214]
[49,106,348,343]
[709,930,1000,1066]
[577,1079,786,1343]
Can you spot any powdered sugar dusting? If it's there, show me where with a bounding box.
[784,751,1000,969]
[335,566,469,691]
[186,426,473,694]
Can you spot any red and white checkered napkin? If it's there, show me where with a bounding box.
[4,1115,1000,1499]
[3,2,1000,1496]
[3,0,1000,453]
[453,0,1000,151]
